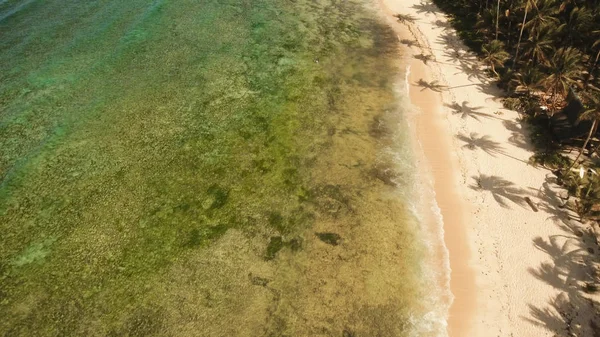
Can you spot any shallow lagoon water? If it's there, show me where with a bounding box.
[0,0,442,335]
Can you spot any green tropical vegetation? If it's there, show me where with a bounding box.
[482,39,510,77]
[432,0,600,215]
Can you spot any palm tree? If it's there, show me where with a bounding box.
[558,0,573,13]
[509,65,544,94]
[514,0,530,65]
[525,0,560,36]
[495,0,501,39]
[558,6,594,47]
[476,8,496,37]
[482,40,510,77]
[565,91,600,172]
[585,32,600,89]
[522,24,555,66]
[540,47,584,113]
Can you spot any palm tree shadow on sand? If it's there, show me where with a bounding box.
[412,1,439,15]
[435,30,507,93]
[415,78,447,92]
[437,32,488,82]
[455,62,484,82]
[433,19,452,31]
[525,227,600,337]
[526,291,600,337]
[503,119,533,151]
[400,39,419,48]
[470,174,531,208]
[457,132,530,164]
[457,133,504,155]
[442,46,463,64]
[394,13,417,24]
[446,101,498,122]
[529,177,574,226]
[414,53,435,64]
[523,174,600,336]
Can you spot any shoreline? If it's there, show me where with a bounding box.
[377,0,600,336]
[404,40,477,337]
[376,1,475,335]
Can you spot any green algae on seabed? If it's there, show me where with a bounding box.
[0,0,427,336]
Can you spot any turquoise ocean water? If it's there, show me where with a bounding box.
[0,0,447,335]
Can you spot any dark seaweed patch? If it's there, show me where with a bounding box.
[369,114,390,139]
[288,237,303,252]
[310,184,353,216]
[249,273,270,287]
[111,306,165,337]
[265,236,284,260]
[315,232,342,246]
[282,167,299,189]
[206,184,229,209]
[369,163,400,187]
[184,224,230,248]
[268,212,285,232]
[264,235,304,260]
[186,228,202,248]
[342,329,356,337]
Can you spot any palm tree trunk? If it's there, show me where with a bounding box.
[584,121,600,158]
[491,63,499,77]
[586,49,600,88]
[513,0,529,66]
[495,0,501,39]
[566,119,598,173]
[549,85,558,116]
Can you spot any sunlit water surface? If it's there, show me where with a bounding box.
[0,0,446,336]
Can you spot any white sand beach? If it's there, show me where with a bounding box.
[377,0,600,336]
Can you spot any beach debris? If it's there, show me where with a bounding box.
[524,197,538,212]
[315,232,342,246]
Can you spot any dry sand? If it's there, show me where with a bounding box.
[376,0,600,336]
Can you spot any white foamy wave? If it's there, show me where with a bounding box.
[391,68,453,337]
[405,168,452,337]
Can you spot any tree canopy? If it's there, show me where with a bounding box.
[434,0,600,111]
